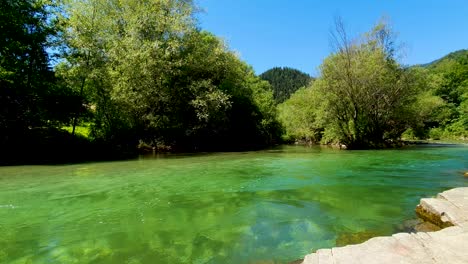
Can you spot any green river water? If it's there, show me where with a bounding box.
[0,145,467,263]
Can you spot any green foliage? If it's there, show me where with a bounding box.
[260,67,312,103]
[61,123,91,138]
[3,0,466,158]
[405,50,468,140]
[428,127,444,140]
[0,0,283,162]
[58,0,281,151]
[422,49,468,68]
[278,86,323,143]
[0,0,53,136]
[279,22,467,147]
[279,21,419,148]
[0,0,81,148]
[401,128,417,140]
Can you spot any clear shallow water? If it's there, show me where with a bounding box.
[0,145,467,264]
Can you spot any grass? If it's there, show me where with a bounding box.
[61,123,91,138]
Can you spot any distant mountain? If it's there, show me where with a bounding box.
[419,49,468,68]
[260,67,313,104]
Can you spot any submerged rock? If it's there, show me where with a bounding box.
[414,221,441,232]
[335,230,381,247]
[398,218,441,233]
[415,203,454,228]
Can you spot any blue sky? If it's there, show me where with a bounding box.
[197,0,468,76]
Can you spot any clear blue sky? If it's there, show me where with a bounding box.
[197,0,468,76]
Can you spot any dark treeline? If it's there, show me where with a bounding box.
[260,67,313,103]
[1,1,466,163]
[0,0,90,163]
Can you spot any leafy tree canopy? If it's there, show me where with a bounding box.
[279,20,421,148]
[0,0,80,143]
[57,0,281,151]
[406,49,468,139]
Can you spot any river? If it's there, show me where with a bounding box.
[0,144,467,263]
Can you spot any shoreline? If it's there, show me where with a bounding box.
[2,140,466,166]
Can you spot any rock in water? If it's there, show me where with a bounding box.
[335,230,381,247]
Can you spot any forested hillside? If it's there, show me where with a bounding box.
[421,49,468,68]
[260,67,312,103]
[403,49,468,140]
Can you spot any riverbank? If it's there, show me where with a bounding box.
[0,128,137,166]
[301,187,468,264]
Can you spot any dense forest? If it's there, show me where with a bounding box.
[260,67,313,103]
[404,49,468,140]
[0,0,466,163]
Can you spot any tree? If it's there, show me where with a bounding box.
[0,0,49,137]
[278,86,323,143]
[278,19,419,149]
[318,19,418,148]
[0,0,79,144]
[58,0,281,151]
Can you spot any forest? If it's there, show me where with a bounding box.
[1,0,467,163]
[260,67,313,104]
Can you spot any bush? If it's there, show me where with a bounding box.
[401,128,417,140]
[428,127,444,140]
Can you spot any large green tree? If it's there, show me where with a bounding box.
[58,0,281,151]
[279,20,419,148]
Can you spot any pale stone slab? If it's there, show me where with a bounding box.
[391,232,436,263]
[302,252,319,264]
[315,248,334,264]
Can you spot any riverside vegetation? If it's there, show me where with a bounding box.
[1,0,467,163]
[278,20,468,148]
[1,1,468,263]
